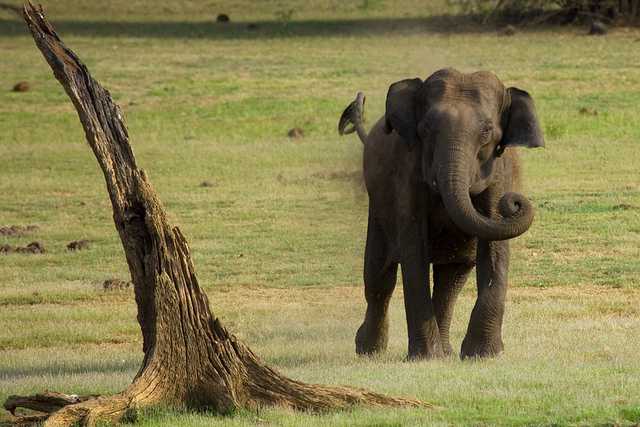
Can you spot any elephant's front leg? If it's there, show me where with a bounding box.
[461,239,509,358]
[433,263,473,356]
[356,215,398,355]
[399,224,444,360]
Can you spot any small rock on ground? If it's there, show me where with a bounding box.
[216,14,230,23]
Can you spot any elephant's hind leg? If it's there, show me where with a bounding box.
[356,215,398,355]
[433,263,473,356]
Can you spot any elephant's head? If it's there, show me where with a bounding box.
[384,68,544,241]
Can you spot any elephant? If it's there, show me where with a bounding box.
[338,68,544,360]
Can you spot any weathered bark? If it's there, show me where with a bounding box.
[2,4,428,427]
[4,392,96,416]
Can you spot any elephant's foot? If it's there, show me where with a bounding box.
[436,331,455,357]
[441,340,455,357]
[355,319,388,355]
[460,333,504,359]
[406,344,445,361]
[406,330,445,360]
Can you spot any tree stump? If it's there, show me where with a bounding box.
[3,4,428,426]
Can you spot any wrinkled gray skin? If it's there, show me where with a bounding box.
[338,68,544,359]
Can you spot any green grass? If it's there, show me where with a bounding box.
[1,1,639,425]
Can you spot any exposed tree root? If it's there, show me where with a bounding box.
[3,3,429,426]
[3,392,96,416]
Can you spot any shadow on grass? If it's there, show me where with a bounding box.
[0,358,140,380]
[0,15,497,39]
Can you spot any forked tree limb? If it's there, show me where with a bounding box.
[4,3,428,426]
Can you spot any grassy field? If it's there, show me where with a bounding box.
[1,1,639,425]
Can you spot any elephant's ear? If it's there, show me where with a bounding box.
[501,87,545,149]
[384,78,423,147]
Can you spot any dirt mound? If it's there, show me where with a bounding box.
[0,225,39,237]
[287,127,304,139]
[0,241,46,254]
[12,81,30,92]
[102,278,131,291]
[67,239,90,251]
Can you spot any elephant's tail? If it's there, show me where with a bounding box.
[338,92,368,144]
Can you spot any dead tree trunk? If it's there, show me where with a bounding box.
[2,4,426,426]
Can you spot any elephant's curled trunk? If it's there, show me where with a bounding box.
[437,155,534,241]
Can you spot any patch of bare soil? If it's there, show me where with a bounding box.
[0,241,45,254]
[0,225,39,237]
[67,240,90,251]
